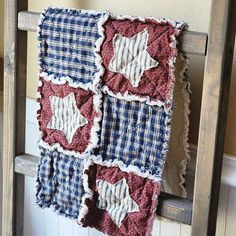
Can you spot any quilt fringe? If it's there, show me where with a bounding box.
[177,54,191,198]
[78,158,95,224]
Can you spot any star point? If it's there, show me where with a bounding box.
[47,93,88,143]
[96,178,140,227]
[109,28,159,87]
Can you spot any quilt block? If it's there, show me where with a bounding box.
[37,76,102,156]
[97,95,172,180]
[101,16,184,108]
[80,160,160,236]
[38,7,108,90]
[36,147,85,218]
[36,6,189,235]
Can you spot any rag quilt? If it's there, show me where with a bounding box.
[36,6,189,236]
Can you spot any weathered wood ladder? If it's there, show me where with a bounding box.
[3,0,236,235]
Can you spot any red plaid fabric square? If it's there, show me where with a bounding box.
[37,76,101,156]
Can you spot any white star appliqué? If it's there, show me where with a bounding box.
[109,28,159,87]
[47,93,88,143]
[96,178,140,227]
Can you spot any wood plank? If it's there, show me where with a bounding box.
[58,216,74,236]
[216,185,229,236]
[191,0,236,235]
[27,176,45,236]
[3,0,28,235]
[152,216,161,235]
[181,224,191,236]
[73,223,89,236]
[23,176,32,236]
[15,154,39,177]
[44,208,59,236]
[160,219,181,236]
[0,57,3,91]
[17,11,208,56]
[14,154,192,225]
[225,188,236,236]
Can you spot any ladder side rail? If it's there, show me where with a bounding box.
[191,0,236,235]
[3,0,28,235]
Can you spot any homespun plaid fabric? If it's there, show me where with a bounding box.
[38,7,107,88]
[98,95,172,179]
[36,146,85,219]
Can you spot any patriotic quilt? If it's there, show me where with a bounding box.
[36,6,189,236]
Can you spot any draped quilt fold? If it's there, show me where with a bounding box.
[36,6,189,236]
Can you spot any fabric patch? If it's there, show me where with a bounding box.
[36,147,85,218]
[47,93,88,143]
[37,76,101,156]
[109,28,159,87]
[97,95,172,180]
[101,17,186,106]
[80,162,160,236]
[38,7,108,89]
[97,178,140,227]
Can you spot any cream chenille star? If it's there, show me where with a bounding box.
[109,28,159,87]
[96,178,140,227]
[47,93,88,143]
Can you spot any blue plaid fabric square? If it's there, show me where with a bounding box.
[38,7,105,86]
[36,146,85,219]
[98,95,172,179]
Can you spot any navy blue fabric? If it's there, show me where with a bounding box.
[36,147,85,219]
[99,95,172,178]
[38,7,104,86]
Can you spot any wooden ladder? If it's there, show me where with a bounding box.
[3,0,236,235]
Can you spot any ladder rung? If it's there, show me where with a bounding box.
[15,153,193,225]
[18,11,208,56]
[15,154,39,177]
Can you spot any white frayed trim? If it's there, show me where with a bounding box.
[46,5,104,16]
[102,14,187,108]
[94,155,163,182]
[102,86,172,111]
[93,12,110,89]
[110,13,188,30]
[39,72,100,94]
[78,158,95,224]
[37,73,103,158]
